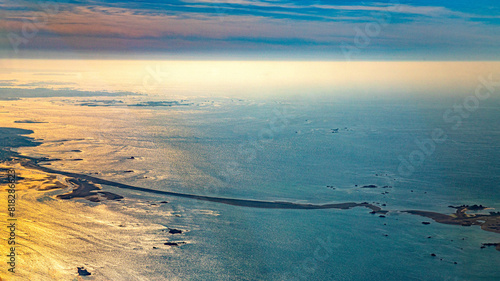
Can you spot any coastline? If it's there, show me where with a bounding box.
[0,160,180,279]
[2,126,500,236]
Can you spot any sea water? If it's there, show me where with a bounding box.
[9,93,500,280]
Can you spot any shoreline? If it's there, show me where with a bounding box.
[19,155,387,212]
[1,126,499,259]
[4,150,500,240]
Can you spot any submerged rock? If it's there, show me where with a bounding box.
[168,228,183,234]
[164,242,186,246]
[77,267,91,276]
[481,243,500,251]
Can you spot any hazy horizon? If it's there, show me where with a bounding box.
[2,60,500,99]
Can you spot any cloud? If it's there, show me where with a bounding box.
[0,0,499,59]
[184,1,463,17]
[2,5,351,41]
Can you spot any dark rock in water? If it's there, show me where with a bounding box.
[160,201,169,204]
[14,120,47,124]
[468,204,487,210]
[370,210,388,215]
[168,228,183,234]
[164,242,186,246]
[78,267,91,276]
[361,185,378,188]
[422,222,431,225]
[379,215,386,218]
[430,253,436,257]
[449,204,487,210]
[481,243,500,251]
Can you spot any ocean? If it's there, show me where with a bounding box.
[0,61,499,280]
[2,92,498,280]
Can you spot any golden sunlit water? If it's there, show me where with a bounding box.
[1,59,500,280]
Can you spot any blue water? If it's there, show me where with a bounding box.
[99,95,500,280]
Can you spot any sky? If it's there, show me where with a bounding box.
[0,0,500,60]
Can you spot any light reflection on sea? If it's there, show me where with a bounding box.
[0,84,499,280]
